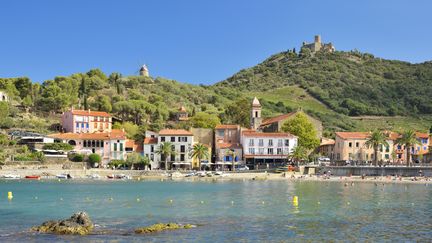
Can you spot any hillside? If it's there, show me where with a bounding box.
[216,50,432,117]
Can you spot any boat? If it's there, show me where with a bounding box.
[107,174,115,179]
[56,174,73,179]
[2,174,21,179]
[25,175,40,179]
[87,174,101,179]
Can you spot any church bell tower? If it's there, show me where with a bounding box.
[250,97,262,130]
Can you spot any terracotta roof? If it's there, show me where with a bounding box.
[49,129,125,140]
[125,139,135,148]
[260,112,296,127]
[70,109,111,117]
[320,138,335,146]
[416,132,429,139]
[336,132,370,140]
[143,137,158,144]
[215,124,239,129]
[158,129,193,136]
[386,131,401,140]
[242,131,296,138]
[216,142,242,149]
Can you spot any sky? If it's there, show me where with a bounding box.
[1,0,431,85]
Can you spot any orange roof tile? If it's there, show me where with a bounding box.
[416,132,429,139]
[260,112,296,126]
[320,138,335,146]
[70,109,111,117]
[159,129,193,136]
[125,139,135,148]
[49,129,125,140]
[336,132,370,139]
[216,143,242,149]
[143,137,158,144]
[242,131,296,138]
[215,124,239,129]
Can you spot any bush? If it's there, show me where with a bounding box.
[70,153,84,162]
[108,159,126,168]
[42,143,74,151]
[88,153,101,165]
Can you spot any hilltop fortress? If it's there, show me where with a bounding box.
[302,35,335,53]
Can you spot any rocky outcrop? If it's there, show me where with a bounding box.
[32,212,93,235]
[135,223,194,234]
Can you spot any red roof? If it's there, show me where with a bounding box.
[216,142,242,149]
[242,131,295,138]
[49,129,125,140]
[416,132,429,139]
[260,112,296,126]
[70,109,111,117]
[320,138,335,146]
[336,132,370,139]
[159,129,193,136]
[143,137,158,144]
[215,124,239,129]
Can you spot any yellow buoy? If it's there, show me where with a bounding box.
[292,196,299,207]
[317,201,321,205]
[7,191,13,200]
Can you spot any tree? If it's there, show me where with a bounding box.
[289,145,308,165]
[191,143,209,170]
[42,143,74,151]
[189,112,221,129]
[94,95,112,112]
[391,150,397,164]
[281,112,320,150]
[156,142,175,170]
[222,98,250,127]
[365,130,389,166]
[88,153,101,166]
[396,130,421,167]
[126,152,150,170]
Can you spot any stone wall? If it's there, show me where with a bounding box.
[318,166,432,177]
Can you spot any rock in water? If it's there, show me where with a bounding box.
[135,223,194,234]
[32,212,94,235]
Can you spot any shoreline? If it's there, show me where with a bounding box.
[0,168,431,185]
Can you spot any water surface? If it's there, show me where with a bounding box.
[0,179,431,242]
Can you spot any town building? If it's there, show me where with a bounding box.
[259,110,323,138]
[191,128,213,169]
[241,131,297,169]
[250,97,262,130]
[0,90,9,102]
[61,108,112,133]
[153,129,194,170]
[214,124,243,170]
[318,138,335,160]
[302,35,335,53]
[48,129,127,165]
[395,132,430,163]
[334,132,394,163]
[176,106,189,122]
[143,136,158,169]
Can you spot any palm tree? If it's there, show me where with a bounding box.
[191,143,209,170]
[289,146,307,165]
[156,142,175,170]
[396,130,421,167]
[365,130,389,166]
[224,149,237,171]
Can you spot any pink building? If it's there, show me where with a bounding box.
[49,129,126,165]
[61,109,112,133]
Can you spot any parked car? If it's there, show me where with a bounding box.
[236,165,249,171]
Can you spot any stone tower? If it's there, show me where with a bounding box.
[139,64,149,77]
[250,97,262,130]
[314,35,321,44]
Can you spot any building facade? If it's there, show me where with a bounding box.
[61,109,112,133]
[250,97,262,130]
[153,129,194,170]
[214,124,243,170]
[241,131,297,169]
[302,35,335,53]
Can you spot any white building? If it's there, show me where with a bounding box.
[143,129,194,170]
[241,131,298,169]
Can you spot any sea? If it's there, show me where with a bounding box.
[0,179,431,242]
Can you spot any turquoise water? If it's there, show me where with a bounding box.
[0,179,431,242]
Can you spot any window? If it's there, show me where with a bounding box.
[277,148,282,155]
[114,143,117,151]
[285,139,289,146]
[398,154,402,159]
[278,139,283,147]
[83,140,87,147]
[258,148,264,154]
[255,111,258,117]
[91,140,95,147]
[349,142,352,148]
[268,148,273,155]
[385,154,389,159]
[119,143,123,151]
[170,155,175,161]
[180,154,185,161]
[258,139,264,146]
[76,122,79,128]
[150,145,154,153]
[171,137,175,142]
[171,145,175,151]
[86,123,89,129]
[248,148,255,154]
[161,137,165,142]
[101,141,104,148]
[96,140,100,147]
[268,139,273,146]
[385,146,390,152]
[337,154,340,160]
[217,130,224,137]
[180,145,185,153]
[356,142,359,148]
[179,137,187,142]
[249,139,254,146]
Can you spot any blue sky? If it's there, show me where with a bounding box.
[1,0,431,84]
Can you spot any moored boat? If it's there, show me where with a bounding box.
[2,174,21,179]
[25,175,40,179]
